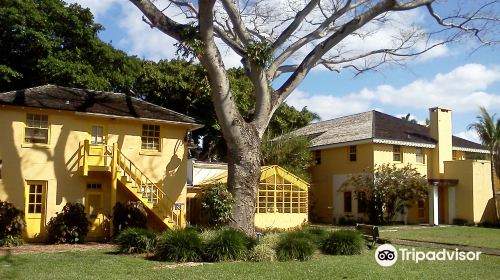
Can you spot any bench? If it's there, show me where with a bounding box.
[356,223,379,249]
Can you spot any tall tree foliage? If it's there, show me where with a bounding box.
[135,60,318,161]
[131,0,500,234]
[0,0,141,91]
[341,164,428,224]
[468,107,500,221]
[0,0,317,163]
[261,134,313,182]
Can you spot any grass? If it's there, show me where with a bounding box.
[1,246,499,279]
[380,226,500,249]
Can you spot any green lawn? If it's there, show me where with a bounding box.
[380,226,500,249]
[1,247,500,280]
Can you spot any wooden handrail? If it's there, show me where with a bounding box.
[80,141,181,227]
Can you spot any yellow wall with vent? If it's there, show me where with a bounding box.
[0,106,191,240]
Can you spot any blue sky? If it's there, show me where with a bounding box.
[70,1,500,143]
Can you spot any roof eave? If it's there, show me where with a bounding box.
[451,146,489,154]
[74,111,203,130]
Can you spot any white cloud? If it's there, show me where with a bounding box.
[286,89,373,120]
[370,64,500,111]
[456,130,481,144]
[286,64,500,121]
[68,0,118,18]
[71,1,244,66]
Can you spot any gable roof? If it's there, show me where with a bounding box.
[291,110,487,153]
[0,84,202,128]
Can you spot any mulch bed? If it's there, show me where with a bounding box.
[0,242,116,256]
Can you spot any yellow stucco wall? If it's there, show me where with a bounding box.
[310,143,373,223]
[444,160,496,223]
[254,213,308,230]
[311,143,434,223]
[429,108,453,177]
[0,106,190,239]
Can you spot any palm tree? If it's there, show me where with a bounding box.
[468,107,500,221]
[401,113,418,124]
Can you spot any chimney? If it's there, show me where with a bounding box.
[429,107,453,177]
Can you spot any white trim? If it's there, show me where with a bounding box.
[310,139,373,151]
[311,138,437,150]
[373,139,436,148]
[452,146,488,154]
[429,184,439,226]
[74,111,203,130]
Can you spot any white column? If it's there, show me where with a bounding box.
[448,187,456,224]
[429,184,439,225]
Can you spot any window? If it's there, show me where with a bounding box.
[314,150,321,165]
[344,191,352,212]
[87,183,102,189]
[415,147,424,164]
[25,113,49,144]
[141,124,160,151]
[393,145,402,162]
[452,150,458,160]
[27,183,44,214]
[91,126,104,144]
[417,199,425,218]
[256,176,307,214]
[349,145,357,162]
[357,191,367,213]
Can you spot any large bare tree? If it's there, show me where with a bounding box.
[130,0,499,235]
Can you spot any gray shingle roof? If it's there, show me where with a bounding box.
[291,110,487,152]
[0,84,201,126]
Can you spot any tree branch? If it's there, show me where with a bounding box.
[198,0,247,148]
[220,0,253,45]
[129,0,187,41]
[271,0,321,52]
[267,0,354,80]
[271,0,400,111]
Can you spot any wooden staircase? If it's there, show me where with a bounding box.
[78,140,182,230]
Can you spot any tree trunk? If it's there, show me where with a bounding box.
[490,153,499,222]
[226,124,261,236]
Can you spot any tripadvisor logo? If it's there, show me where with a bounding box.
[375,244,481,267]
[375,244,398,267]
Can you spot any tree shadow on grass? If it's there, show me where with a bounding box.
[0,249,20,280]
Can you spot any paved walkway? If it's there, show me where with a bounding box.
[384,238,500,256]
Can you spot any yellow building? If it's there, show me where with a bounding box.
[186,160,309,230]
[291,107,499,225]
[0,85,201,241]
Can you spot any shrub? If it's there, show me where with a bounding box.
[259,233,281,250]
[47,202,89,244]
[112,201,148,236]
[204,228,253,262]
[338,216,358,226]
[115,227,156,254]
[452,218,468,226]
[201,183,234,227]
[0,200,25,246]
[300,227,329,246]
[478,221,500,228]
[200,229,218,244]
[249,243,277,262]
[0,236,24,247]
[155,229,203,262]
[276,231,316,261]
[321,230,364,255]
